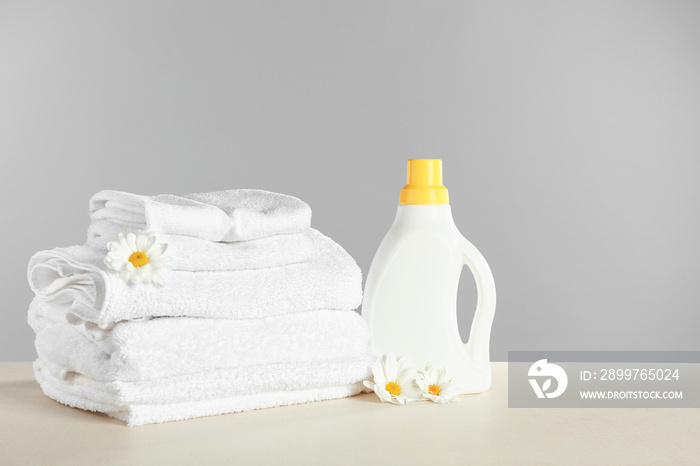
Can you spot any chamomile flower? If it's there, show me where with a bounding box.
[104,232,171,287]
[363,353,421,404]
[416,363,461,404]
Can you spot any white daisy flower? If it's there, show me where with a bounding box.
[104,232,171,287]
[416,363,461,404]
[363,353,421,404]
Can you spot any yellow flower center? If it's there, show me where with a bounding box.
[428,384,441,396]
[385,382,401,396]
[128,251,149,268]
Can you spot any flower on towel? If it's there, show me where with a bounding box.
[363,353,421,404]
[416,363,461,404]
[104,232,171,287]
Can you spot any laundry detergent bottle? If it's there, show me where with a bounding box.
[362,159,497,394]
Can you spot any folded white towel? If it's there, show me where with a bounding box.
[28,229,362,327]
[86,223,314,272]
[33,354,373,426]
[35,353,374,407]
[30,301,370,382]
[90,189,312,242]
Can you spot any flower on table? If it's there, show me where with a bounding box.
[363,353,421,404]
[416,363,461,404]
[104,232,171,287]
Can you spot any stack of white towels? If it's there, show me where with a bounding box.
[27,189,375,426]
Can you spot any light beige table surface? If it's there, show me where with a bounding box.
[1,362,697,465]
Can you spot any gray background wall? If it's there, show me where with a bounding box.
[2,1,699,361]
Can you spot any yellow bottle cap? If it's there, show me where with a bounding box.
[399,159,449,205]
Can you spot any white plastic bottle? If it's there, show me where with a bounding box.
[362,159,497,394]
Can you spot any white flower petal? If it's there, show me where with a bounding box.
[396,366,416,385]
[423,393,446,404]
[145,243,167,259]
[136,264,153,279]
[118,270,132,283]
[104,257,127,270]
[135,234,150,251]
[108,239,127,254]
[416,370,430,388]
[378,391,395,404]
[372,385,394,404]
[385,353,398,380]
[437,366,449,385]
[145,233,157,250]
[370,361,387,384]
[402,386,423,401]
[125,232,138,252]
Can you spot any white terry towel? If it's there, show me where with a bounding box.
[90,189,312,242]
[33,352,374,426]
[86,223,314,272]
[28,229,362,327]
[30,302,371,382]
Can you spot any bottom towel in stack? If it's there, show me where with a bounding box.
[34,357,372,426]
[30,300,375,426]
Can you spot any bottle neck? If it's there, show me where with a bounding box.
[393,204,456,228]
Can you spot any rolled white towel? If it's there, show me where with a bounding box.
[89,189,312,242]
[30,300,371,382]
[33,352,375,426]
[28,229,362,326]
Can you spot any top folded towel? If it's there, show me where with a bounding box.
[90,189,312,242]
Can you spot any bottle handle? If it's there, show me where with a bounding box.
[459,235,497,370]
